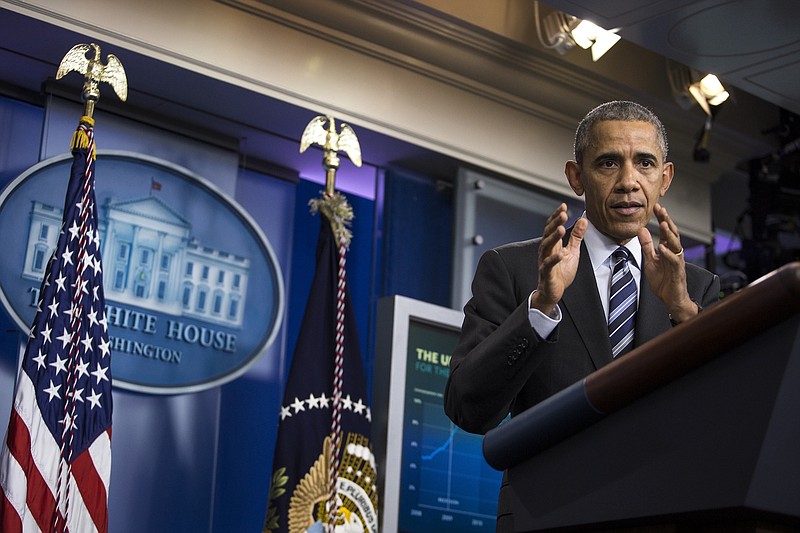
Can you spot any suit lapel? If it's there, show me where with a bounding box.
[635,263,672,346]
[561,241,613,370]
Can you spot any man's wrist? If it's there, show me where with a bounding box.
[669,299,702,326]
[530,290,559,319]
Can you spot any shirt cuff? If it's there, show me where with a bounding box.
[528,301,561,339]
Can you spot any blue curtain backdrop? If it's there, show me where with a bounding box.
[382,168,453,307]
[0,92,457,532]
[0,95,47,445]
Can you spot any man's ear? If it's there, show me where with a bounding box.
[565,160,584,196]
[660,161,675,196]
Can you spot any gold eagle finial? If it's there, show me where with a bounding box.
[300,115,362,197]
[56,43,128,118]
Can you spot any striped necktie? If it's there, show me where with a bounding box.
[608,247,637,357]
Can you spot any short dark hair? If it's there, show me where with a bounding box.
[574,101,669,165]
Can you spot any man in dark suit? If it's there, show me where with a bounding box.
[444,101,720,531]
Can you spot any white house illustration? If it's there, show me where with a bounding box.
[22,196,249,329]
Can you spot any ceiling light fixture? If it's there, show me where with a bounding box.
[535,2,621,61]
[569,20,622,61]
[689,75,728,162]
[667,62,731,162]
[668,62,732,115]
[689,73,730,115]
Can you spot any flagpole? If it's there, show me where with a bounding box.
[53,42,126,532]
[300,115,362,532]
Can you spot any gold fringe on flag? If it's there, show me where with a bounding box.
[70,116,97,159]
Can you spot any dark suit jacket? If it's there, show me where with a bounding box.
[443,236,720,531]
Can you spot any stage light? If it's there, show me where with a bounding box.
[570,20,621,61]
[536,3,621,62]
[689,74,729,115]
[667,63,731,162]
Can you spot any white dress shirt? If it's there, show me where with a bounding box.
[528,217,641,338]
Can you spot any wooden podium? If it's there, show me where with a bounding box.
[483,262,800,532]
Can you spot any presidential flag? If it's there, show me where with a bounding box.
[1,117,113,533]
[264,197,378,533]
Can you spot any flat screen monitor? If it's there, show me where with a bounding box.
[374,295,502,533]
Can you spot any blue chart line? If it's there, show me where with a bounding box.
[401,396,502,532]
[422,426,457,461]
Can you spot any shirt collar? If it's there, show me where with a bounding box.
[581,216,642,270]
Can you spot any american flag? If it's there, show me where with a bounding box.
[1,118,113,533]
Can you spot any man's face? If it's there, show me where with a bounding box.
[565,120,674,243]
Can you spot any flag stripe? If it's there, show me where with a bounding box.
[12,371,62,499]
[71,437,109,532]
[1,443,25,533]
[5,378,58,532]
[1,434,43,533]
[63,469,100,533]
